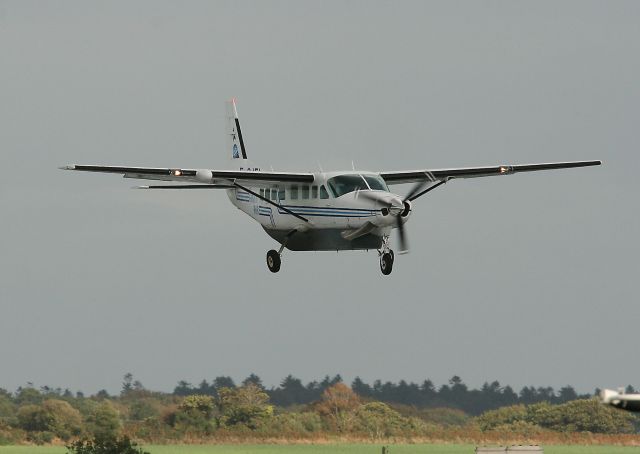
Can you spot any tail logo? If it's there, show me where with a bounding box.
[232,144,240,159]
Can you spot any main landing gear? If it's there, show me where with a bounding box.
[378,235,395,275]
[266,249,281,273]
[266,230,296,273]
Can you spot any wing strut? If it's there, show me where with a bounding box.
[233,182,309,223]
[407,179,447,202]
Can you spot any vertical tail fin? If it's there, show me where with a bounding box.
[226,98,248,162]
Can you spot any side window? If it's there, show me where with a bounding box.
[290,185,299,200]
[270,188,278,200]
[311,185,318,198]
[278,188,285,201]
[320,185,329,199]
[301,186,309,199]
[259,188,265,198]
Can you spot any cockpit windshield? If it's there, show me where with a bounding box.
[326,174,389,197]
[327,175,368,197]
[363,175,389,192]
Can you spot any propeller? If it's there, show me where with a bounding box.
[355,190,410,253]
[357,177,448,254]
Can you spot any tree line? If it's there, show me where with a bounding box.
[0,377,638,446]
[171,374,627,416]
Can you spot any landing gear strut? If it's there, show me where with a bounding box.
[379,235,395,275]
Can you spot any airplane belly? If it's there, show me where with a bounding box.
[263,227,382,251]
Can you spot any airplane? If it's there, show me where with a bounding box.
[61,99,601,275]
[600,388,640,412]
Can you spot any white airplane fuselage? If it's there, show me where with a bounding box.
[226,170,409,251]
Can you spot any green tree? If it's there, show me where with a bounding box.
[66,436,149,454]
[14,387,43,406]
[355,402,405,438]
[164,395,216,434]
[476,399,637,434]
[217,384,273,429]
[529,399,636,433]
[213,376,235,393]
[242,374,264,390]
[15,399,83,440]
[0,395,15,420]
[128,399,160,421]
[121,374,133,396]
[173,381,194,396]
[86,401,121,439]
[476,404,528,431]
[179,395,215,419]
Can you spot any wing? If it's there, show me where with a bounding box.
[60,165,315,186]
[380,160,601,185]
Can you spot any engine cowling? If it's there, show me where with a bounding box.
[400,200,412,223]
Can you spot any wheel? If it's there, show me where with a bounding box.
[266,249,281,273]
[389,249,394,264]
[380,252,393,275]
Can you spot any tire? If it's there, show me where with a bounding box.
[380,252,393,275]
[266,249,281,273]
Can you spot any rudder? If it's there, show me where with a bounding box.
[226,98,248,162]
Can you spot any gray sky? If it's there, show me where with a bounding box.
[1,1,639,396]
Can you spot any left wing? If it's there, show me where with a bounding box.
[60,165,315,186]
[380,160,601,185]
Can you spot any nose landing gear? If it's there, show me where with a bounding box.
[378,235,395,275]
[380,251,394,275]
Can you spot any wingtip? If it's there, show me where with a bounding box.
[133,186,150,189]
[59,165,75,170]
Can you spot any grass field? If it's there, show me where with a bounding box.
[1,444,639,454]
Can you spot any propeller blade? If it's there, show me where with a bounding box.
[396,215,409,254]
[356,190,392,207]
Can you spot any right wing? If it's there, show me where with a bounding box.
[380,160,602,185]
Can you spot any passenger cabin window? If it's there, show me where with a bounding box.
[363,175,389,192]
[320,185,329,199]
[259,188,265,198]
[270,188,278,201]
[311,185,318,198]
[278,188,285,200]
[327,175,368,197]
[301,186,309,199]
[290,185,298,200]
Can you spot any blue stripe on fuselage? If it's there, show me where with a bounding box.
[277,205,377,218]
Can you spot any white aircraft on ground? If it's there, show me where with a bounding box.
[62,100,601,275]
